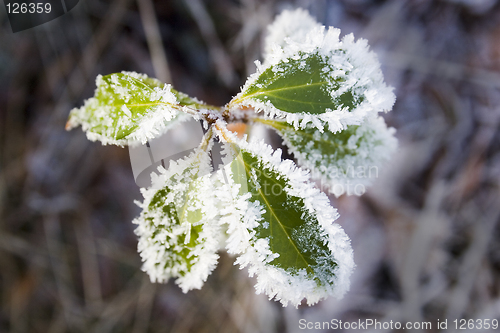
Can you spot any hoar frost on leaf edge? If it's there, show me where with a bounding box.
[213,121,355,307]
[66,71,195,147]
[262,8,322,64]
[133,144,221,293]
[230,9,395,134]
[266,115,398,197]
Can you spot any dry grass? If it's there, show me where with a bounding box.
[1,0,500,332]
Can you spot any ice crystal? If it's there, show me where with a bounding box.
[133,145,221,292]
[262,8,322,64]
[267,115,397,196]
[229,9,395,134]
[214,122,355,306]
[67,72,191,146]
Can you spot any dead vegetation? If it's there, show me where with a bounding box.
[1,0,499,332]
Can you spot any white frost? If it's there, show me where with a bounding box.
[213,122,355,307]
[231,8,395,134]
[67,72,193,147]
[276,115,398,197]
[262,8,322,64]
[133,144,222,292]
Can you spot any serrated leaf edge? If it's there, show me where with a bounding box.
[262,8,323,64]
[258,115,398,197]
[67,72,206,146]
[213,121,355,306]
[133,145,221,292]
[229,24,395,134]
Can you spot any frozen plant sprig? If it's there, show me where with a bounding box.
[67,8,396,307]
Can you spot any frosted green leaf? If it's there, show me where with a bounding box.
[257,115,397,197]
[232,52,357,115]
[214,124,354,306]
[66,71,216,146]
[133,147,221,292]
[229,17,395,133]
[262,8,322,64]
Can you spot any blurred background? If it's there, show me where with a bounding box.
[1,0,500,332]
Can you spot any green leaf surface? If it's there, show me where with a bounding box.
[230,52,359,115]
[223,140,345,303]
[134,149,220,292]
[215,135,354,306]
[258,116,397,196]
[230,149,336,279]
[67,72,216,146]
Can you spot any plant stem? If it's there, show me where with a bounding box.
[214,121,232,143]
[199,127,214,151]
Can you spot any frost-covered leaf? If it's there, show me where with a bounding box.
[66,71,215,146]
[214,123,354,306]
[258,116,397,197]
[229,11,395,133]
[262,8,322,63]
[133,146,221,292]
